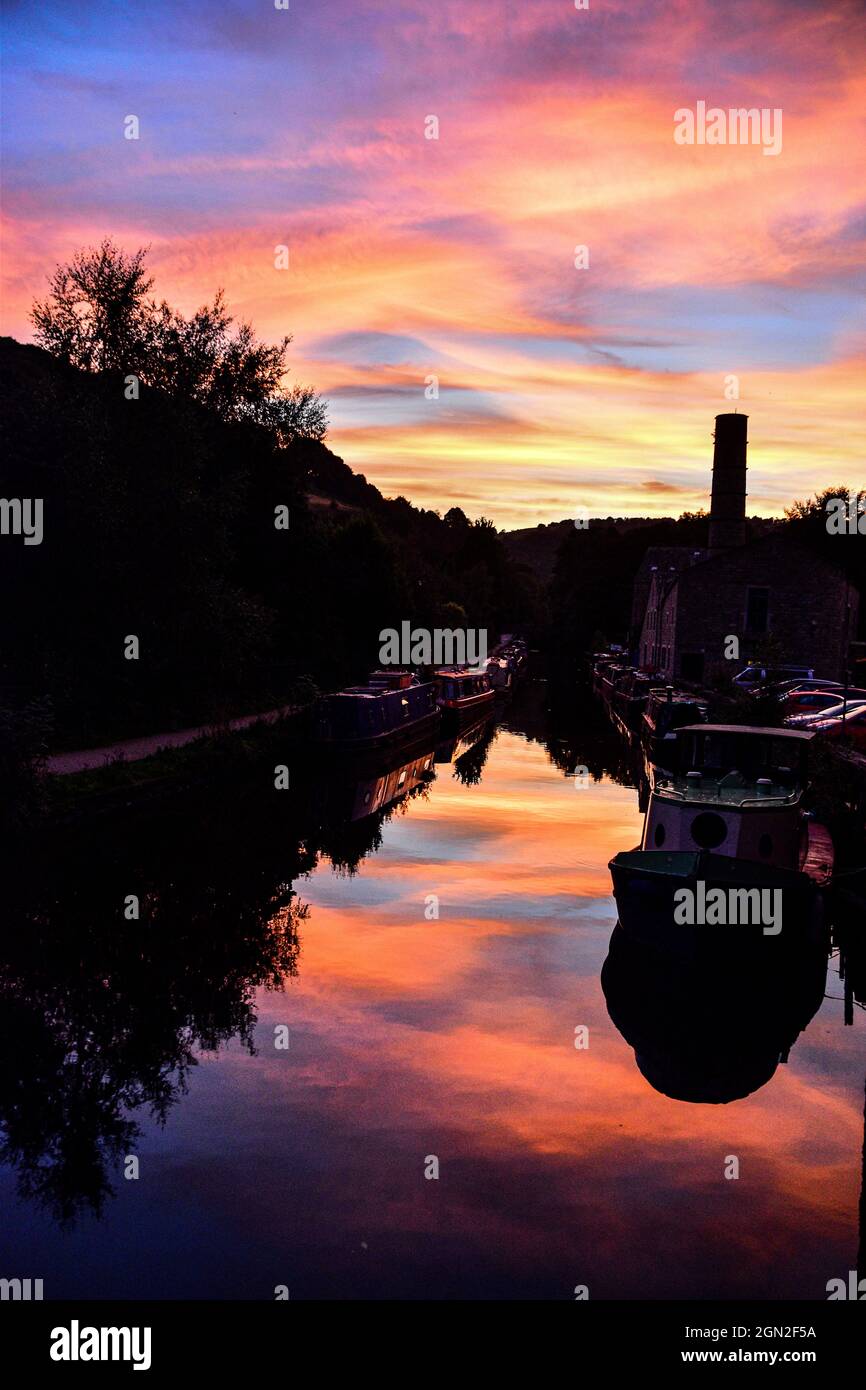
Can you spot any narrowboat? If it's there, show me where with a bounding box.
[590,654,611,696]
[591,652,624,697]
[611,669,657,729]
[434,666,495,721]
[486,656,512,692]
[609,725,834,951]
[486,638,529,692]
[641,685,707,768]
[313,670,439,750]
[600,662,627,703]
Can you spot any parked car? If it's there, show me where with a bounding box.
[733,664,816,691]
[753,677,842,701]
[783,688,861,718]
[809,704,866,748]
[786,696,866,728]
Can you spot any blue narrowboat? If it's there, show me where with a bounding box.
[313,670,440,750]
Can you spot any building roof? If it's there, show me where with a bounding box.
[631,546,707,631]
[678,528,851,583]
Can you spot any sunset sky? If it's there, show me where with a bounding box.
[2,0,864,528]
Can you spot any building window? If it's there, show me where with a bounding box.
[745,586,770,634]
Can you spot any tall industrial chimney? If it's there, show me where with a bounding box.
[708,412,747,553]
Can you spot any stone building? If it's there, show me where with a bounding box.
[633,414,858,686]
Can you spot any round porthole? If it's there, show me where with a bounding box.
[654,823,666,847]
[759,833,773,859]
[690,811,727,849]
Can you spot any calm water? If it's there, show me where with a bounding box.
[1,685,863,1300]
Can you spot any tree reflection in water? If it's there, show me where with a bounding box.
[0,724,469,1226]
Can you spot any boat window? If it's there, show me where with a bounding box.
[690,812,727,849]
[686,732,803,785]
[654,823,666,847]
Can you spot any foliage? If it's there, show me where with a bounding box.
[0,335,537,748]
[31,239,326,442]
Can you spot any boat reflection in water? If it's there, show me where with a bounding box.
[1,683,863,1300]
[434,711,497,782]
[603,719,842,1104]
[0,711,500,1231]
[310,736,438,825]
[601,922,828,1104]
[308,710,496,827]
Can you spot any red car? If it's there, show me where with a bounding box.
[810,704,866,747]
[786,694,866,727]
[783,687,850,718]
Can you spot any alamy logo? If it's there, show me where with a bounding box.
[379,623,487,667]
[0,497,43,545]
[825,495,865,535]
[0,1277,43,1300]
[674,881,782,935]
[50,1321,152,1371]
[826,1270,866,1300]
[674,102,782,156]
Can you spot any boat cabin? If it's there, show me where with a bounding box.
[663,725,812,792]
[643,725,815,869]
[643,687,707,738]
[434,667,493,710]
[314,671,438,746]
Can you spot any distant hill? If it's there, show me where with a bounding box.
[501,517,676,583]
[501,514,785,584]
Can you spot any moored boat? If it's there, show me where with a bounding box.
[609,724,834,949]
[313,670,439,750]
[434,666,495,721]
[611,669,657,729]
[600,662,627,703]
[641,685,707,769]
[486,637,529,693]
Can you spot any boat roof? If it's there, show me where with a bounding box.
[655,779,802,807]
[647,687,704,701]
[678,723,815,741]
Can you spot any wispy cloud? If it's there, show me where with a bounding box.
[2,0,864,523]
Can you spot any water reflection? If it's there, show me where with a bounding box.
[0,684,862,1298]
[0,715,498,1227]
[601,923,828,1104]
[0,800,309,1224]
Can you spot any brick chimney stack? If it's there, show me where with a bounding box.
[708,412,748,554]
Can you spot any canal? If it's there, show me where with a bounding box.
[1,682,863,1300]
